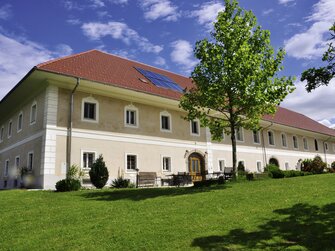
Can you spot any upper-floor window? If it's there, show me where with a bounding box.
[124,104,139,128]
[27,152,34,171]
[162,156,171,172]
[293,136,298,149]
[219,159,225,171]
[253,130,260,144]
[281,133,287,147]
[268,130,275,146]
[30,102,37,124]
[160,111,171,132]
[315,139,319,151]
[17,112,23,132]
[82,97,99,122]
[303,138,308,150]
[126,154,137,171]
[8,120,12,138]
[324,142,329,151]
[82,151,96,169]
[190,120,200,136]
[0,126,4,142]
[235,127,244,141]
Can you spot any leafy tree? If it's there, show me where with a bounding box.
[301,22,335,92]
[180,0,294,176]
[89,155,109,189]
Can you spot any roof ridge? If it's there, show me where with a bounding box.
[97,50,192,79]
[36,49,99,68]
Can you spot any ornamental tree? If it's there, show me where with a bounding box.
[89,154,109,189]
[180,0,295,176]
[301,22,335,92]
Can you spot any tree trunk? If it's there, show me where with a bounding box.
[230,124,237,180]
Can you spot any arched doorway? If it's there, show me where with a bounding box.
[269,157,279,167]
[188,152,206,181]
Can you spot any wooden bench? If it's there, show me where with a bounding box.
[137,172,157,187]
[224,167,234,180]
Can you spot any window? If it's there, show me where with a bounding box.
[256,161,262,173]
[125,110,137,127]
[82,152,96,169]
[4,160,9,177]
[219,159,225,171]
[325,142,328,151]
[281,133,287,147]
[315,139,319,151]
[235,127,244,141]
[15,156,20,172]
[268,131,275,146]
[160,111,171,132]
[8,120,12,138]
[285,162,289,170]
[0,126,3,142]
[127,154,137,171]
[190,120,200,135]
[27,152,34,171]
[303,138,308,150]
[17,112,23,132]
[82,97,99,122]
[162,157,171,172]
[253,130,260,144]
[333,144,335,152]
[30,103,37,124]
[293,136,298,149]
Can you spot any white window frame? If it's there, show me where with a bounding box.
[293,135,299,149]
[160,111,172,132]
[281,133,287,148]
[17,111,23,133]
[252,130,260,144]
[256,161,263,173]
[218,159,225,172]
[285,162,289,170]
[81,97,99,123]
[4,159,9,177]
[0,126,4,143]
[7,120,12,138]
[303,137,309,150]
[125,153,138,173]
[235,127,244,142]
[15,155,20,174]
[124,104,139,128]
[27,151,34,171]
[81,150,97,170]
[267,130,275,146]
[190,119,200,136]
[30,101,37,125]
[162,156,172,172]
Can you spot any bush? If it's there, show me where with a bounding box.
[217,176,225,185]
[237,162,245,172]
[283,170,305,178]
[265,164,284,179]
[302,156,326,174]
[246,173,254,181]
[55,178,81,192]
[193,179,223,188]
[111,177,134,188]
[89,155,109,189]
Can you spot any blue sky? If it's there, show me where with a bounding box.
[0,0,334,127]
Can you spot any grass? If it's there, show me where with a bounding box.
[0,174,334,250]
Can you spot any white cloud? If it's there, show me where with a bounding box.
[81,21,163,54]
[63,1,84,10]
[0,33,73,100]
[154,56,167,67]
[278,0,295,5]
[170,40,197,74]
[191,1,224,29]
[284,0,335,59]
[319,119,335,129]
[89,0,105,8]
[0,4,11,20]
[140,0,180,22]
[262,8,274,16]
[109,0,128,4]
[67,18,81,25]
[281,78,335,124]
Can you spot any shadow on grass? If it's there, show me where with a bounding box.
[192,203,335,250]
[80,185,228,201]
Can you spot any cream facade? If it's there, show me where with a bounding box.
[1,68,335,189]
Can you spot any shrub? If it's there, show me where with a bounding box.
[193,179,222,188]
[89,155,109,189]
[55,178,81,192]
[67,164,84,179]
[265,164,284,179]
[111,177,134,188]
[246,173,254,181]
[237,162,245,172]
[331,161,335,169]
[217,176,225,185]
[302,156,326,174]
[283,170,305,178]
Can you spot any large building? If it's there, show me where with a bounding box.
[1,50,334,189]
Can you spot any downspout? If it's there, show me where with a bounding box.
[260,122,273,169]
[66,78,80,177]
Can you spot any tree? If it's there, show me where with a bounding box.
[89,155,109,189]
[180,0,294,177]
[301,22,335,92]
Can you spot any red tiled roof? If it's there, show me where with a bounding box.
[36,50,335,137]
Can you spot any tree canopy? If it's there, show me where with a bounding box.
[301,22,335,92]
[180,0,295,173]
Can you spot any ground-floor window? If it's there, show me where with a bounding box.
[27,152,34,171]
[256,161,262,173]
[285,162,289,170]
[162,157,171,172]
[4,159,9,177]
[82,152,96,169]
[127,154,137,171]
[219,159,225,171]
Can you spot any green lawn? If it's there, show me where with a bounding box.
[0,174,334,251]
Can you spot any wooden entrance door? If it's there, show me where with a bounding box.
[189,157,202,181]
